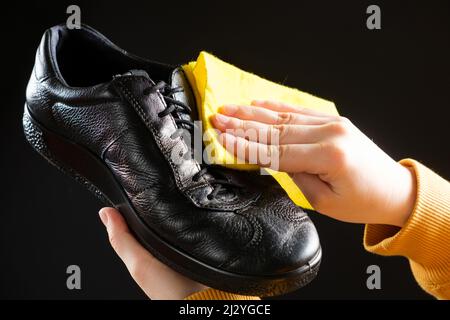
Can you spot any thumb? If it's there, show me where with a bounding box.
[291,173,334,212]
[98,207,206,299]
[98,207,155,280]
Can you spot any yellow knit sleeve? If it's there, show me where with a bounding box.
[364,159,450,299]
[185,288,260,300]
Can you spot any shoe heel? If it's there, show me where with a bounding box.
[22,104,113,204]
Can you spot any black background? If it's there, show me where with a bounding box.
[1,0,449,300]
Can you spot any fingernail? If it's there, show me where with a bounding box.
[99,209,109,227]
[252,100,264,105]
[219,105,238,115]
[214,113,230,125]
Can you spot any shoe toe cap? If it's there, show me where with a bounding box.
[223,195,321,276]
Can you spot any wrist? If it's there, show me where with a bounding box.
[385,164,417,227]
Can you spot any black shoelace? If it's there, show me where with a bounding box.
[143,81,243,200]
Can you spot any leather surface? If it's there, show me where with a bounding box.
[25,24,320,276]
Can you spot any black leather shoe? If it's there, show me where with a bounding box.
[23,24,321,296]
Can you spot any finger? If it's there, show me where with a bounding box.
[219,133,329,173]
[251,100,337,119]
[219,104,330,125]
[212,113,273,143]
[212,113,333,144]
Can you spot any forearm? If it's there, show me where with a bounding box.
[364,159,450,299]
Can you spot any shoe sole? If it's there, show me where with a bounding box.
[23,104,321,297]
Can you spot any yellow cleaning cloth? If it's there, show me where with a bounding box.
[183,52,338,209]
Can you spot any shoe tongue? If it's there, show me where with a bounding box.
[170,67,198,121]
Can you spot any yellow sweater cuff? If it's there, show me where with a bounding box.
[364,159,450,299]
[185,288,260,300]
